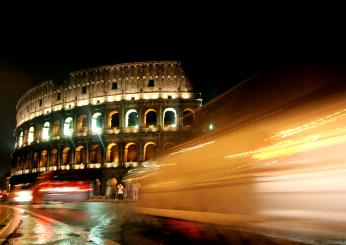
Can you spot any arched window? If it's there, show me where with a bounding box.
[25,153,32,169]
[18,131,23,147]
[163,108,177,127]
[50,149,58,166]
[106,143,119,162]
[62,147,72,165]
[92,112,103,133]
[40,150,48,168]
[183,109,194,127]
[52,120,60,137]
[145,110,157,127]
[144,142,157,161]
[125,109,138,128]
[90,144,102,163]
[42,122,50,141]
[77,114,88,133]
[64,117,74,136]
[28,126,35,144]
[110,112,120,128]
[125,143,137,162]
[75,146,86,164]
[33,152,39,168]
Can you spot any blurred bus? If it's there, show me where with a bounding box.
[124,65,346,243]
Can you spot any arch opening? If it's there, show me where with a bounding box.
[28,126,35,144]
[145,110,157,127]
[64,117,74,136]
[144,142,157,161]
[42,122,50,141]
[92,112,103,133]
[126,109,138,128]
[163,108,177,127]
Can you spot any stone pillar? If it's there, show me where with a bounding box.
[103,110,109,130]
[57,144,61,169]
[176,106,182,129]
[70,148,75,167]
[46,151,50,169]
[86,142,90,164]
[118,143,124,166]
[138,142,144,162]
[102,145,107,167]
[138,108,143,129]
[120,102,126,130]
[28,150,33,172]
[159,106,164,129]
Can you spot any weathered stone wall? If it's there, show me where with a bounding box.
[16,61,194,127]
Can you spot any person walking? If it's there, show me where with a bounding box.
[105,179,111,199]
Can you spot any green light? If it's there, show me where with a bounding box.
[208,123,214,130]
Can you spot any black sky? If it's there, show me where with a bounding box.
[0,7,345,175]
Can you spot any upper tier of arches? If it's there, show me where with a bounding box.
[16,61,199,127]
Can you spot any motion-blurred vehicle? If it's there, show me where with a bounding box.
[0,190,8,202]
[125,66,346,243]
[6,183,33,204]
[32,170,92,203]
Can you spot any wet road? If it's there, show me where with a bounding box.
[5,202,303,245]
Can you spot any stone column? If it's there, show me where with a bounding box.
[159,106,164,129]
[118,143,124,166]
[138,142,144,163]
[46,151,50,169]
[138,108,143,129]
[86,142,90,164]
[57,144,61,169]
[70,148,75,167]
[120,102,126,130]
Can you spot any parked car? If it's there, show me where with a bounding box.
[32,170,93,203]
[6,183,33,204]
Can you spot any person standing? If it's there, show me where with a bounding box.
[95,178,101,197]
[133,181,140,200]
[105,179,111,199]
[117,183,124,200]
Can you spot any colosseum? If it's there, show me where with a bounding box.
[10,61,202,188]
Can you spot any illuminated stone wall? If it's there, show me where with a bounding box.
[16,61,193,127]
[12,61,202,177]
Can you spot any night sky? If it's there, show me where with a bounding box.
[0,8,345,176]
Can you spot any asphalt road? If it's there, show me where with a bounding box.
[4,202,307,245]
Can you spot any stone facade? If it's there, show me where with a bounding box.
[11,61,202,181]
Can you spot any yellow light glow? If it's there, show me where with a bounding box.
[170,141,215,155]
[270,108,346,140]
[181,93,192,99]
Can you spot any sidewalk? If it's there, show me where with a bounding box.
[0,205,21,243]
[87,196,136,203]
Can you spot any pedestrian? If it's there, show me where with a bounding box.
[106,179,111,199]
[117,183,124,200]
[124,181,131,200]
[95,178,101,197]
[133,181,140,200]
